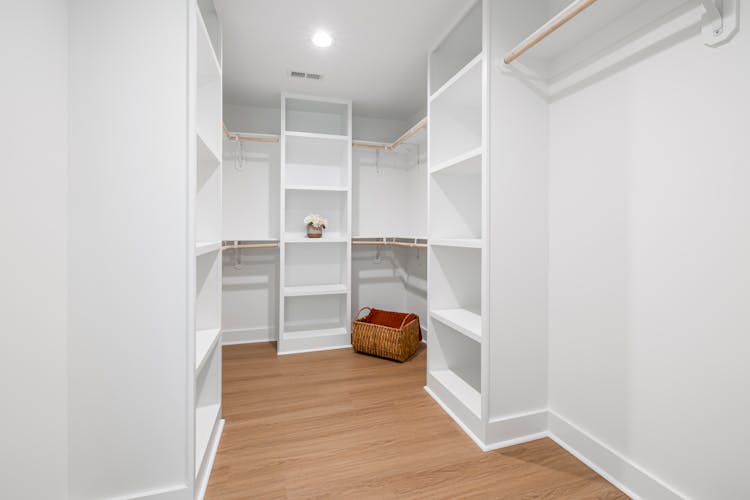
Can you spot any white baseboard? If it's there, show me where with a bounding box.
[195,418,225,500]
[120,485,187,500]
[547,411,685,500]
[277,344,353,356]
[222,326,276,345]
[484,410,549,451]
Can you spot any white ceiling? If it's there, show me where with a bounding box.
[215,0,474,120]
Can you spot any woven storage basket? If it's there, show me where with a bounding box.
[352,307,421,362]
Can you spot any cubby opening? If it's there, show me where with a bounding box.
[285,134,349,188]
[284,294,347,338]
[284,190,347,240]
[429,1,482,95]
[430,170,481,240]
[196,251,220,331]
[285,97,349,136]
[429,57,481,166]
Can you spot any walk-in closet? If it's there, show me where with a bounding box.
[4,1,749,499]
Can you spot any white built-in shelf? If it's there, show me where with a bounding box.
[284,327,348,340]
[195,403,221,475]
[285,185,348,192]
[285,131,349,142]
[284,233,348,244]
[430,238,482,249]
[197,133,220,168]
[196,8,221,84]
[195,328,221,373]
[195,241,221,256]
[431,147,482,175]
[430,53,482,103]
[430,369,481,418]
[431,308,481,343]
[284,284,348,297]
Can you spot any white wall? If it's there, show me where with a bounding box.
[548,7,750,499]
[68,1,191,498]
[0,2,68,498]
[488,0,550,419]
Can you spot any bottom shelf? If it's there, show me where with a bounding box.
[195,403,221,475]
[430,369,481,418]
[284,326,347,340]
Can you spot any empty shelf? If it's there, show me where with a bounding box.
[431,308,481,343]
[285,185,349,192]
[430,53,482,103]
[430,238,482,249]
[195,403,221,473]
[284,284,348,297]
[283,326,347,340]
[430,147,482,175]
[196,241,221,256]
[284,234,348,244]
[195,328,220,373]
[430,369,481,417]
[284,131,349,142]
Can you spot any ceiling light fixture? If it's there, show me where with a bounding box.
[312,31,333,48]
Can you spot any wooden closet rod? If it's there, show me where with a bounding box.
[352,240,427,249]
[222,116,426,151]
[222,242,279,250]
[352,117,427,152]
[503,0,598,64]
[223,123,280,143]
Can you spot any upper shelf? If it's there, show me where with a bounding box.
[501,0,736,100]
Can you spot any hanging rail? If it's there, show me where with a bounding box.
[352,238,427,249]
[503,0,598,64]
[223,123,280,143]
[352,117,427,152]
[222,241,279,250]
[222,116,426,151]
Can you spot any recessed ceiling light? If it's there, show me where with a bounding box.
[312,31,333,48]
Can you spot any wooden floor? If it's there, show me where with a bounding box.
[206,343,626,499]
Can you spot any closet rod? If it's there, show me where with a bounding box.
[503,0,598,64]
[222,116,426,150]
[222,243,279,250]
[352,240,427,249]
[223,123,280,143]
[352,117,427,152]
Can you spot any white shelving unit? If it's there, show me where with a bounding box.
[279,94,353,355]
[426,0,489,444]
[191,1,223,496]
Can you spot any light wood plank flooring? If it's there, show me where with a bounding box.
[206,342,626,499]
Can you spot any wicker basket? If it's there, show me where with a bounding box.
[352,307,421,362]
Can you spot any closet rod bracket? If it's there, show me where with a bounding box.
[701,0,738,47]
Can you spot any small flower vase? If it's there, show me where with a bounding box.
[307,225,323,238]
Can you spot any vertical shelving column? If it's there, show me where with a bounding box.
[426,1,488,444]
[192,0,223,495]
[278,95,353,355]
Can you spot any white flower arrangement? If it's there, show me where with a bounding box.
[304,213,328,230]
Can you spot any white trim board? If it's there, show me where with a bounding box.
[222,326,277,345]
[547,411,686,500]
[420,397,686,500]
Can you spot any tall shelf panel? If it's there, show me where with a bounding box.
[426,0,488,443]
[279,94,353,355]
[191,0,223,496]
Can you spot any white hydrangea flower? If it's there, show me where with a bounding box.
[304,214,328,229]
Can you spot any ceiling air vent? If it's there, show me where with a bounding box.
[288,70,323,81]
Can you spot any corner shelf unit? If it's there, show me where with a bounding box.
[279,94,353,355]
[191,1,223,495]
[426,0,489,444]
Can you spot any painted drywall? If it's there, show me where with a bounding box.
[67,1,190,498]
[0,2,68,498]
[488,0,550,419]
[548,7,750,499]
